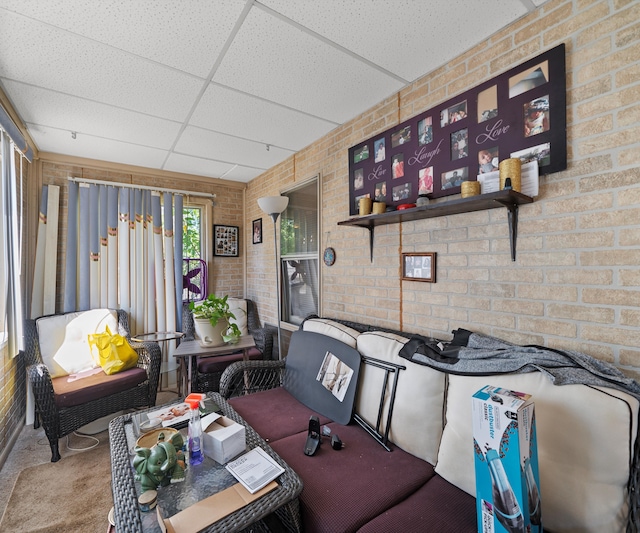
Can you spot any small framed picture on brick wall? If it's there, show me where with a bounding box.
[401,252,436,283]
[252,218,262,244]
[214,225,239,257]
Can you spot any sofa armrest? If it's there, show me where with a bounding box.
[219,359,285,399]
[27,363,58,417]
[129,340,162,404]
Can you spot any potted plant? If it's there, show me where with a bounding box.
[189,294,242,346]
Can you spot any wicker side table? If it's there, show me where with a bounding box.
[109,393,303,533]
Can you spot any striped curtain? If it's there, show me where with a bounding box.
[58,183,183,337]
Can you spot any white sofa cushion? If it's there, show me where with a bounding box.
[227,298,249,336]
[356,331,446,465]
[302,318,360,348]
[436,372,639,533]
[36,309,119,378]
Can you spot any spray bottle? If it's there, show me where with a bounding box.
[185,393,205,466]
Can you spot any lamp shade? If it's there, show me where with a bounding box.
[258,196,289,215]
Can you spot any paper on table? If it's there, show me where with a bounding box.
[147,402,191,427]
[226,447,285,494]
[477,160,539,197]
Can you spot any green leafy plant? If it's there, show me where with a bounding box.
[189,294,242,343]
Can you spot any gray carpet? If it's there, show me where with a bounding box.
[0,392,180,532]
[0,430,112,532]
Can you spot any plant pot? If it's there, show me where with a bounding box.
[193,317,228,347]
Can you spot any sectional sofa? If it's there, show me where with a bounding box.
[220,317,640,533]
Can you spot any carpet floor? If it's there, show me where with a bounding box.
[0,430,112,533]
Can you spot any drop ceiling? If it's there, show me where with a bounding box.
[0,0,549,184]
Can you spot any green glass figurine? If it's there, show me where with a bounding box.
[133,431,187,492]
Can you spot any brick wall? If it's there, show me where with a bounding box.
[245,0,640,378]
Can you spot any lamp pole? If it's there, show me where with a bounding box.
[258,196,289,360]
[270,212,283,360]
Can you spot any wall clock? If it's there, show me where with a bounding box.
[323,247,336,267]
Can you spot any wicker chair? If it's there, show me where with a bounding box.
[182,300,273,393]
[25,309,161,462]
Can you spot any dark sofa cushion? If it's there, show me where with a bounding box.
[356,474,477,533]
[270,421,436,533]
[229,387,332,443]
[196,346,262,373]
[52,367,147,408]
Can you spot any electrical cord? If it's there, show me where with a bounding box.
[65,431,100,452]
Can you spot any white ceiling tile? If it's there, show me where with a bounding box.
[190,84,338,151]
[0,1,551,183]
[218,165,266,183]
[3,80,182,149]
[28,125,169,169]
[213,6,405,123]
[260,0,530,82]
[0,0,247,78]
[175,126,294,169]
[163,153,237,180]
[0,9,203,121]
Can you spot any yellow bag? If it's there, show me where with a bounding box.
[88,325,139,375]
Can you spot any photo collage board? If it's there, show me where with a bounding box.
[348,44,566,216]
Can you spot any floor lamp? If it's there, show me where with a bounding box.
[258,195,289,360]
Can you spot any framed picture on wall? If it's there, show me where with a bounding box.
[401,252,436,283]
[252,218,262,244]
[214,225,239,257]
[347,43,566,214]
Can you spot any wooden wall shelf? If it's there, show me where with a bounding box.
[337,190,533,262]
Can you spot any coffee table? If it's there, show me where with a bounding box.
[173,335,256,395]
[109,392,302,533]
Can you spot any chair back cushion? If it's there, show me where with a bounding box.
[284,330,361,425]
[356,331,446,465]
[227,298,249,336]
[302,318,360,348]
[436,372,639,533]
[36,309,119,378]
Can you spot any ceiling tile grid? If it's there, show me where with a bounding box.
[0,0,546,183]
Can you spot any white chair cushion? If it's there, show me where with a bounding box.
[227,298,249,336]
[436,372,639,533]
[36,309,118,378]
[356,331,445,465]
[302,318,360,348]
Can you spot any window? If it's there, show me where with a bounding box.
[183,206,203,259]
[181,199,212,303]
[0,130,24,355]
[280,178,319,325]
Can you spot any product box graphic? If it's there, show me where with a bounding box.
[472,385,542,533]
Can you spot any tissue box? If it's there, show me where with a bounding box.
[472,385,542,533]
[201,413,246,464]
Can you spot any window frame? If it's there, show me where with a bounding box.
[280,175,320,327]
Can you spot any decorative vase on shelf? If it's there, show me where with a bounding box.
[416,194,430,207]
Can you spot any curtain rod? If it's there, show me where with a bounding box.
[67,176,216,199]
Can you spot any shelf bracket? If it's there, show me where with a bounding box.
[505,203,519,261]
[367,226,375,262]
